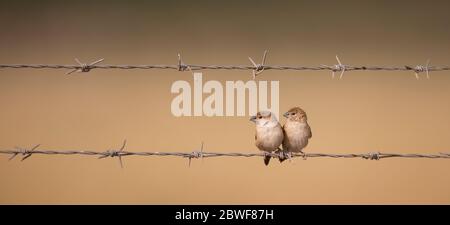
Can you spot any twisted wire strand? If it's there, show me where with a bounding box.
[1,64,450,72]
[2,140,449,169]
[1,149,449,160]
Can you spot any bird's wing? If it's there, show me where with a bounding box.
[281,124,287,150]
[307,124,312,138]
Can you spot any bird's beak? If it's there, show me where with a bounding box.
[249,116,256,122]
[283,112,289,118]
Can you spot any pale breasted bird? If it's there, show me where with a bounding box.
[250,111,284,166]
[281,107,312,162]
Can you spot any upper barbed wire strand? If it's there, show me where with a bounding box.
[2,64,450,71]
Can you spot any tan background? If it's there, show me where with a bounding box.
[1,0,450,204]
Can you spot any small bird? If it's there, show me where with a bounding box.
[250,111,284,166]
[281,107,312,162]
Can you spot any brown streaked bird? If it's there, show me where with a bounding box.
[281,107,312,162]
[250,111,284,166]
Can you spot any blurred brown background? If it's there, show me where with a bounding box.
[1,0,450,204]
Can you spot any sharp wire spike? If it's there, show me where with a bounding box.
[335,55,342,65]
[248,50,268,79]
[177,53,194,74]
[177,53,183,71]
[20,144,40,161]
[248,57,258,79]
[90,58,105,66]
[66,58,104,75]
[8,153,18,161]
[188,141,204,167]
[119,156,123,169]
[118,139,126,168]
[31,144,41,151]
[200,141,204,163]
[120,139,127,151]
[74,58,82,65]
[96,140,126,168]
[248,57,257,66]
[335,55,346,79]
[414,59,431,80]
[261,50,268,66]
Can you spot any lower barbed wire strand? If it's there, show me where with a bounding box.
[1,149,450,160]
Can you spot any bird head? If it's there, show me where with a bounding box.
[283,107,308,123]
[250,111,278,127]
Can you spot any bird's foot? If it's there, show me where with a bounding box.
[276,149,291,163]
[301,151,307,160]
[286,152,293,161]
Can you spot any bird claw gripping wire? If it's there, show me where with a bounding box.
[98,140,127,168]
[363,152,380,160]
[277,150,295,162]
[10,144,40,161]
[248,50,268,79]
[300,151,307,160]
[188,142,204,167]
[66,58,104,75]
[413,59,431,79]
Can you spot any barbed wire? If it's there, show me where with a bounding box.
[0,52,449,79]
[1,141,450,168]
[2,53,450,166]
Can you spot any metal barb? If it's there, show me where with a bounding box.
[248,50,268,79]
[8,153,18,161]
[188,141,204,167]
[98,139,127,168]
[14,144,41,161]
[177,53,187,71]
[333,55,346,79]
[363,152,380,160]
[66,58,104,75]
[177,53,194,74]
[414,59,431,80]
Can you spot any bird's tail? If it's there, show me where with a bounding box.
[264,154,271,166]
